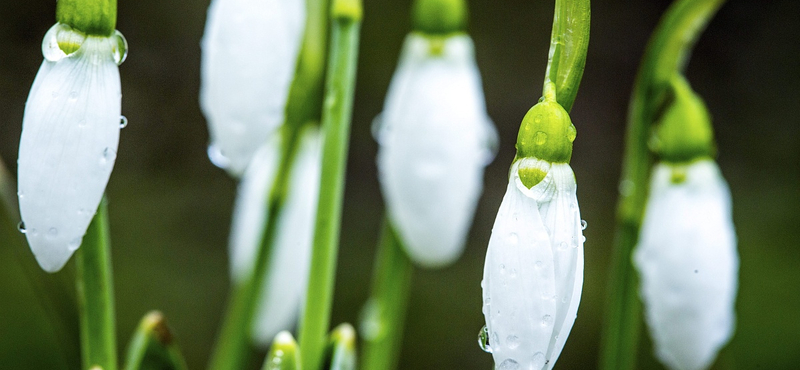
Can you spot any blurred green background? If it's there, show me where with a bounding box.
[1,0,799,368]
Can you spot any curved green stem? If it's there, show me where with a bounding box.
[359,222,414,370]
[543,0,590,112]
[297,2,362,369]
[76,198,118,370]
[599,1,726,369]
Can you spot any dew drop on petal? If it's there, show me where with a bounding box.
[207,144,231,170]
[534,131,548,145]
[567,124,577,142]
[17,221,26,234]
[532,352,547,369]
[78,119,87,128]
[497,359,519,370]
[68,238,81,251]
[534,261,543,269]
[112,30,129,66]
[506,335,520,349]
[580,220,588,230]
[119,116,128,128]
[47,228,58,239]
[541,315,553,327]
[101,147,117,164]
[478,325,492,353]
[507,232,519,245]
[558,241,568,251]
[68,91,79,101]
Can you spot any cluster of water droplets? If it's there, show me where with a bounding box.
[42,23,128,66]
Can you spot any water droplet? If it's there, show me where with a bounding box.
[47,228,58,239]
[358,299,385,341]
[42,23,86,62]
[119,116,128,128]
[532,352,547,368]
[541,315,553,326]
[17,221,26,234]
[534,261,543,269]
[507,232,519,245]
[509,268,517,278]
[580,220,588,230]
[68,91,79,101]
[500,264,506,273]
[101,147,117,164]
[17,191,24,199]
[112,30,129,66]
[534,114,543,123]
[558,241,568,251]
[68,238,81,251]
[78,119,87,128]
[694,269,699,274]
[207,144,230,170]
[506,335,520,349]
[562,295,569,303]
[534,131,548,145]
[567,124,577,142]
[478,325,492,353]
[497,359,519,370]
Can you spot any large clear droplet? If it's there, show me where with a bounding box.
[478,325,492,353]
[581,219,588,230]
[497,359,519,370]
[42,23,86,62]
[119,116,128,128]
[112,30,128,66]
[17,221,27,234]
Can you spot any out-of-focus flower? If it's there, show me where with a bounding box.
[228,127,321,346]
[482,87,584,370]
[633,75,738,370]
[17,22,127,272]
[375,32,497,268]
[200,0,305,177]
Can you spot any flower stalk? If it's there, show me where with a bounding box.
[544,0,590,113]
[599,1,726,369]
[76,198,118,370]
[297,1,362,369]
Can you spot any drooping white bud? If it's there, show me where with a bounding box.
[228,127,321,346]
[18,23,126,273]
[633,159,738,370]
[376,33,497,267]
[200,0,305,177]
[482,160,584,370]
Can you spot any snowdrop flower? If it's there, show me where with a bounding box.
[201,0,305,177]
[229,127,321,346]
[376,8,496,267]
[633,75,738,370]
[482,85,584,370]
[17,22,127,273]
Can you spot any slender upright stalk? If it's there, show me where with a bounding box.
[599,1,726,369]
[543,0,590,112]
[76,198,118,370]
[298,1,362,369]
[207,0,329,367]
[359,222,414,370]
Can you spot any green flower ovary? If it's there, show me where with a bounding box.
[516,88,576,165]
[412,0,468,36]
[651,74,716,164]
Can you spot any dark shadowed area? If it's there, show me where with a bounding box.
[0,0,798,369]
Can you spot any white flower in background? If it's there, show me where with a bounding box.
[17,23,127,273]
[633,160,738,370]
[229,127,321,346]
[376,33,497,267]
[482,89,583,370]
[200,0,305,177]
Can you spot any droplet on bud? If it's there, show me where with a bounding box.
[478,325,492,353]
[112,30,129,66]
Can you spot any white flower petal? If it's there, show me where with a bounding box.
[200,0,305,176]
[483,162,584,370]
[18,35,122,273]
[377,33,496,267]
[633,160,738,370]
[228,127,322,346]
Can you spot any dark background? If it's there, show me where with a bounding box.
[1,0,799,368]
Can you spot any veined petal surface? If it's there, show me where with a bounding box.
[377,33,496,267]
[634,160,738,370]
[18,33,122,273]
[200,0,305,177]
[482,162,584,370]
[228,127,322,346]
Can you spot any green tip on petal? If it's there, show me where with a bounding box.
[412,0,468,36]
[327,323,357,370]
[651,74,716,164]
[56,0,117,36]
[263,332,301,370]
[332,0,363,22]
[516,82,576,164]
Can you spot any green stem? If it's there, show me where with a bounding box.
[543,0,590,112]
[359,222,414,370]
[76,198,118,370]
[298,2,362,369]
[599,1,726,369]
[207,0,330,366]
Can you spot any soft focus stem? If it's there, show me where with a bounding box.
[76,198,118,370]
[124,311,188,370]
[599,1,726,369]
[360,222,413,370]
[543,0,590,112]
[297,3,362,369]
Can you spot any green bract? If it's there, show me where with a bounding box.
[56,0,117,37]
[652,75,716,164]
[411,0,468,36]
[516,84,576,165]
